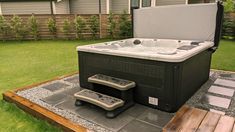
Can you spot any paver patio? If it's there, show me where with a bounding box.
[3,70,233,132]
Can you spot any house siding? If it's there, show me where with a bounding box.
[70,0,107,14]
[155,0,186,6]
[54,0,70,14]
[0,2,51,15]
[111,0,129,14]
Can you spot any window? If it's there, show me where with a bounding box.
[142,0,151,7]
[131,0,140,8]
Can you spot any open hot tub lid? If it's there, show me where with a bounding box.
[133,2,224,51]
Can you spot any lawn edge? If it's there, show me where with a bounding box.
[2,91,87,132]
[211,69,235,73]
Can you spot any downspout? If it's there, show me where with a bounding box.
[99,0,102,38]
[69,0,72,14]
[50,0,54,15]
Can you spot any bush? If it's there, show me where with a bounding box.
[89,15,99,38]
[0,15,11,40]
[224,0,235,13]
[28,15,39,40]
[74,16,86,39]
[10,15,28,40]
[47,17,57,38]
[62,19,72,39]
[119,10,132,38]
[107,13,117,38]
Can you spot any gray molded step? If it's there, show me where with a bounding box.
[74,89,124,111]
[88,74,136,91]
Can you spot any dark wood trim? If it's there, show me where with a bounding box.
[3,91,87,132]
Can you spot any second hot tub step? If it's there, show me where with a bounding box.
[88,74,136,90]
[74,89,124,111]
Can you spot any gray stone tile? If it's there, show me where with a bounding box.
[214,79,235,88]
[60,87,81,97]
[208,85,234,97]
[219,73,235,79]
[210,71,214,76]
[74,105,105,121]
[64,76,79,84]
[42,82,69,92]
[136,108,173,128]
[94,112,134,132]
[41,93,69,106]
[124,104,149,118]
[55,97,80,112]
[201,94,231,109]
[119,120,161,132]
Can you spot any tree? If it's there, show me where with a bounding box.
[74,16,86,39]
[119,10,132,38]
[0,15,11,41]
[62,19,73,40]
[28,15,39,40]
[89,15,99,39]
[47,17,57,39]
[107,13,117,38]
[11,15,28,40]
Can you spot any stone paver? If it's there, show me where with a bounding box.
[214,79,235,88]
[208,85,234,97]
[119,119,161,132]
[42,82,69,92]
[136,108,173,128]
[93,112,134,132]
[201,94,231,109]
[41,93,69,106]
[64,76,80,84]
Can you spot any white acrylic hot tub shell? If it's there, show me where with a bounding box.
[77,38,214,62]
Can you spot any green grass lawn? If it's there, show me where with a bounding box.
[0,39,112,132]
[0,39,234,132]
[211,40,235,71]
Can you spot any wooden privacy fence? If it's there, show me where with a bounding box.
[0,14,130,40]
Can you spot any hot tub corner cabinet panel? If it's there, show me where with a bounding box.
[78,50,212,112]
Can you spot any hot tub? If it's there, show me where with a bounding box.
[77,3,223,112]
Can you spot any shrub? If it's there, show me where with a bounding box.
[0,15,11,40]
[89,15,99,38]
[119,10,132,38]
[62,19,72,39]
[224,0,235,13]
[107,13,117,38]
[10,15,28,40]
[47,17,57,39]
[28,15,39,40]
[74,16,86,39]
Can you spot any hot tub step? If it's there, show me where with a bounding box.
[88,74,135,91]
[74,89,124,111]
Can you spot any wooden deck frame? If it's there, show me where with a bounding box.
[2,72,88,132]
[163,106,235,132]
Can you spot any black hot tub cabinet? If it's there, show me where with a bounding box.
[77,2,223,112]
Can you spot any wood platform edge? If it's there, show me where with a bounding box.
[2,91,87,132]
